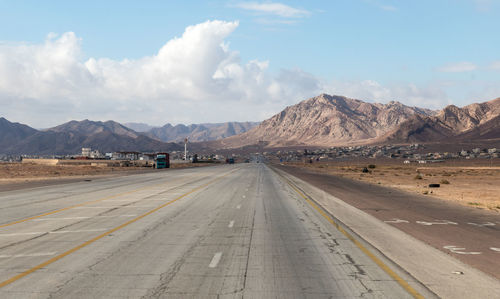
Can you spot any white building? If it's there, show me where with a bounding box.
[81,148,91,157]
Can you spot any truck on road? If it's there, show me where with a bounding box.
[154,153,170,169]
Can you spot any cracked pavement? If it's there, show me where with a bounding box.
[0,164,424,298]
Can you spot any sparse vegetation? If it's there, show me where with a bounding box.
[422,190,429,195]
[287,160,500,210]
[468,202,482,206]
[368,164,376,169]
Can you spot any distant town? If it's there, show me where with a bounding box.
[1,144,498,165]
[272,144,499,164]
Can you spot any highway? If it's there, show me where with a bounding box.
[0,163,435,298]
[276,164,500,280]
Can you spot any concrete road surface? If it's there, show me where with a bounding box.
[0,164,437,298]
[275,164,500,280]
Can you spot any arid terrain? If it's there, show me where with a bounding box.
[284,159,500,211]
[0,162,212,186]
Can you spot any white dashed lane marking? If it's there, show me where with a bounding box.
[209,252,222,268]
[468,222,496,227]
[444,245,482,255]
[416,220,457,226]
[384,219,409,224]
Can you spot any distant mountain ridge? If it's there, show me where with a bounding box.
[212,94,436,148]
[123,122,157,133]
[0,117,39,146]
[50,119,140,138]
[380,97,500,143]
[2,94,498,154]
[0,119,181,155]
[126,121,260,142]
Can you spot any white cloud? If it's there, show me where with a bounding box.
[0,20,464,129]
[233,2,311,18]
[0,20,319,127]
[489,61,500,70]
[436,61,477,72]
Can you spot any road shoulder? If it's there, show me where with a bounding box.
[271,165,500,299]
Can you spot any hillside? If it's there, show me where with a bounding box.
[50,119,140,138]
[146,121,259,142]
[381,98,500,143]
[213,94,435,148]
[0,119,182,155]
[123,122,158,133]
[0,117,39,147]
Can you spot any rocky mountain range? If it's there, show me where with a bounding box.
[213,94,437,148]
[380,97,500,143]
[2,94,499,155]
[143,122,260,143]
[123,122,157,133]
[0,119,181,155]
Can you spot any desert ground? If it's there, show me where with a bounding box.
[284,159,500,211]
[0,162,213,186]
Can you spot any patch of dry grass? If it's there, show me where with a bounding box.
[285,160,500,211]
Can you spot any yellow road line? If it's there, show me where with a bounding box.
[280,172,424,299]
[0,172,211,229]
[0,169,236,288]
[0,186,151,229]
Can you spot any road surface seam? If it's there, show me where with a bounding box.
[0,176,216,252]
[0,168,238,289]
[270,166,425,299]
[0,172,217,229]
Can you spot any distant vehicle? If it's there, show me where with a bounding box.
[244,159,250,163]
[154,153,170,169]
[227,158,235,164]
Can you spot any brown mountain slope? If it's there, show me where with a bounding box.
[49,119,140,138]
[381,97,500,143]
[212,94,435,148]
[0,118,182,155]
[145,121,259,143]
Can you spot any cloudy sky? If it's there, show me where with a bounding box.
[1,0,500,128]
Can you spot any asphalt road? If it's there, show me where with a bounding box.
[0,164,428,298]
[275,164,500,280]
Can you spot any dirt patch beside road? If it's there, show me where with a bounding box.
[283,160,500,211]
[0,163,149,183]
[0,162,216,191]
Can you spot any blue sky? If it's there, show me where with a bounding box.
[1,0,499,127]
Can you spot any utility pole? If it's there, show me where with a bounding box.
[184,137,188,161]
